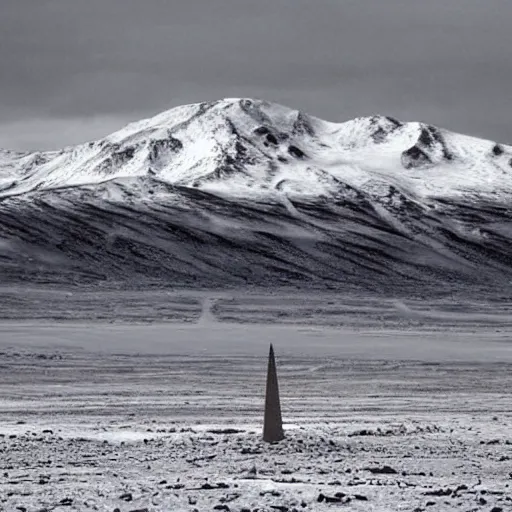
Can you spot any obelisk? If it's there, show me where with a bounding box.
[263,343,285,442]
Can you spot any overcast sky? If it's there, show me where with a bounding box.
[1,0,511,150]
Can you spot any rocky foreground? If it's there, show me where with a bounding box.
[1,418,511,512]
[1,311,511,512]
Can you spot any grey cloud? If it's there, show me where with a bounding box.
[1,0,511,150]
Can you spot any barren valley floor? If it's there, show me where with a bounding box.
[0,290,511,511]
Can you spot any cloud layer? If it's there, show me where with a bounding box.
[1,0,511,150]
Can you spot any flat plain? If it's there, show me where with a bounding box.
[0,289,511,511]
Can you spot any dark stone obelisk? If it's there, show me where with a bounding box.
[263,343,285,442]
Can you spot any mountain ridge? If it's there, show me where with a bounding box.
[2,98,512,202]
[1,98,512,292]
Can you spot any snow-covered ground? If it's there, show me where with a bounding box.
[0,292,511,511]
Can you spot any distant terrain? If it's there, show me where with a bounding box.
[1,98,512,292]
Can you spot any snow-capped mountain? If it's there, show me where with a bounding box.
[2,98,512,201]
[1,98,512,291]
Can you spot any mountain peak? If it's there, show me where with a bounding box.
[1,98,512,202]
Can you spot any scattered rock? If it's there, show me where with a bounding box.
[241,447,262,455]
[272,477,304,484]
[166,483,184,490]
[493,144,504,156]
[424,488,452,497]
[365,465,398,475]
[207,429,244,435]
[266,134,278,145]
[254,126,271,136]
[260,490,281,497]
[288,145,307,159]
[198,482,230,490]
[317,494,343,503]
[119,492,133,502]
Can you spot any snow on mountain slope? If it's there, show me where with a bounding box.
[1,98,512,291]
[1,98,511,202]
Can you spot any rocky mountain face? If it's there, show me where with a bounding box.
[1,98,512,292]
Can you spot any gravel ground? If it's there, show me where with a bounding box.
[0,291,511,511]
